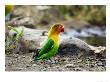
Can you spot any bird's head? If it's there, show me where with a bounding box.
[48,23,64,36]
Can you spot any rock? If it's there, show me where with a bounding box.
[90,64,95,68]
[79,64,84,68]
[6,17,36,29]
[13,54,19,58]
[59,37,93,56]
[8,26,105,57]
[97,62,103,66]
[22,56,26,58]
[74,68,82,71]
[94,46,106,54]
[8,26,47,52]
[88,57,94,60]
[100,59,106,62]
[26,65,31,67]
[47,59,56,64]
[61,37,92,51]
[32,64,38,67]
[65,64,74,68]
[89,45,106,57]
[77,60,82,63]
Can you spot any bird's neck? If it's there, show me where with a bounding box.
[48,34,60,43]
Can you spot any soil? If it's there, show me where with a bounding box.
[5,53,106,71]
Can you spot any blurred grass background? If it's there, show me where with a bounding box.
[10,5,106,26]
[55,5,106,26]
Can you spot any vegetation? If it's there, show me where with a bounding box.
[5,26,24,54]
[54,5,106,26]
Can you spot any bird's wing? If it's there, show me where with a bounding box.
[35,38,54,58]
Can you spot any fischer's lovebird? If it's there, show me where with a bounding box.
[5,5,14,16]
[33,23,64,61]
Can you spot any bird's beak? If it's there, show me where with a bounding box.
[60,26,64,32]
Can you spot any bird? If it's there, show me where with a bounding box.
[33,23,64,61]
[5,5,14,39]
[5,5,14,16]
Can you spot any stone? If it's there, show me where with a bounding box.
[8,26,105,57]
[32,64,38,67]
[65,64,74,68]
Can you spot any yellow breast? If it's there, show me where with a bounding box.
[5,5,14,13]
[50,34,59,43]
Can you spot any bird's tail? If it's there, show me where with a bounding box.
[34,57,40,61]
[32,49,39,58]
[32,49,40,61]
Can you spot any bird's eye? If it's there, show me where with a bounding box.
[55,25,59,28]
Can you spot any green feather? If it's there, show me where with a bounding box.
[34,38,59,61]
[5,5,14,16]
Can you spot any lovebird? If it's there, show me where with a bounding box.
[5,5,14,16]
[33,23,64,61]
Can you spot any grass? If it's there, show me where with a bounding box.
[5,26,24,54]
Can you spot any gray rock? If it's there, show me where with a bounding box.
[65,64,74,68]
[32,64,38,67]
[61,37,92,51]
[59,37,93,56]
[8,26,105,56]
[9,26,47,52]
[7,16,36,29]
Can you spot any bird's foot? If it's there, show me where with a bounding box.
[39,60,47,64]
[47,55,61,64]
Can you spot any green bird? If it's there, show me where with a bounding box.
[33,23,64,61]
[5,5,14,16]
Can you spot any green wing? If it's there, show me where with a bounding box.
[34,38,54,60]
[5,8,11,16]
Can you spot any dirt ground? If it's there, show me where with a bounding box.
[5,53,106,71]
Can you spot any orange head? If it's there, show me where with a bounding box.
[48,23,64,36]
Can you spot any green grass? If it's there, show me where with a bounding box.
[5,26,24,54]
